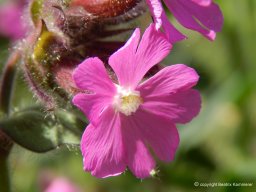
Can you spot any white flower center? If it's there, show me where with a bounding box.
[113,85,143,116]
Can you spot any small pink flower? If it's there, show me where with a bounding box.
[44,177,81,192]
[146,0,223,43]
[72,24,201,178]
[0,1,27,40]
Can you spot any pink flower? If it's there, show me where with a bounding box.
[146,0,223,43]
[0,1,27,40]
[44,177,81,192]
[72,24,201,178]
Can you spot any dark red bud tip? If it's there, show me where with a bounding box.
[71,0,139,18]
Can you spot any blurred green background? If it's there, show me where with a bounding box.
[0,0,256,191]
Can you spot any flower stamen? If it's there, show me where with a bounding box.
[113,85,143,116]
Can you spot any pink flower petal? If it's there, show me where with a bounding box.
[140,90,201,124]
[138,64,199,97]
[161,13,187,43]
[0,2,26,40]
[126,139,155,178]
[184,0,223,32]
[121,116,156,178]
[146,0,223,42]
[164,0,223,40]
[145,0,186,43]
[134,24,172,85]
[81,107,126,178]
[72,93,112,125]
[130,109,180,162]
[145,0,163,30]
[108,28,141,88]
[109,24,172,89]
[73,57,116,95]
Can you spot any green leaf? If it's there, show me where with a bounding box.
[0,108,84,153]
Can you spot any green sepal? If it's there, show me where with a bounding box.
[30,0,43,26]
[24,20,70,108]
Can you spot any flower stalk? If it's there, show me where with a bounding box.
[0,130,13,192]
[0,50,19,192]
[0,150,11,192]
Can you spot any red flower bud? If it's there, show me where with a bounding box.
[71,0,140,18]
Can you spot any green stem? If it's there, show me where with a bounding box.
[0,50,20,113]
[0,50,20,192]
[0,149,11,192]
[0,129,12,192]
